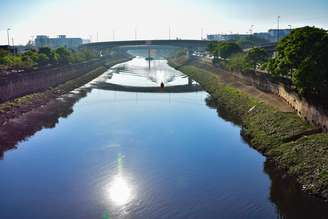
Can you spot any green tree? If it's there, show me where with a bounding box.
[245,48,268,72]
[37,53,50,66]
[225,52,248,72]
[0,48,10,57]
[218,42,242,59]
[267,26,328,96]
[39,47,59,65]
[55,47,72,64]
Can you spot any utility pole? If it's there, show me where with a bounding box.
[11,37,15,55]
[277,16,281,42]
[250,25,254,35]
[201,28,203,40]
[7,28,10,46]
[169,27,171,40]
[96,32,99,42]
[134,28,137,40]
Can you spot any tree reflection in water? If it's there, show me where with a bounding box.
[0,87,91,159]
[206,94,328,218]
[264,160,328,218]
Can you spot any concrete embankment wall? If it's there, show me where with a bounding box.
[226,69,328,132]
[0,57,117,103]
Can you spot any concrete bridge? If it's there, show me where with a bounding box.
[80,40,210,50]
[243,42,277,54]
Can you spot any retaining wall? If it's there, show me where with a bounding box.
[0,57,112,102]
[230,70,328,132]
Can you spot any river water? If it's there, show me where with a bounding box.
[0,57,327,219]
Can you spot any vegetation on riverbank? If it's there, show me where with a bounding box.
[208,26,328,101]
[172,61,328,199]
[0,46,101,71]
[0,57,131,127]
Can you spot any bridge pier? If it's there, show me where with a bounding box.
[188,77,193,86]
[148,47,151,69]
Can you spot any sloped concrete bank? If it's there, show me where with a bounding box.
[169,58,328,201]
[0,55,131,102]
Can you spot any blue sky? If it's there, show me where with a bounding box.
[1,0,327,44]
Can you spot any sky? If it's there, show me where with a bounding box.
[1,0,328,45]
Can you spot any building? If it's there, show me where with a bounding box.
[208,29,292,43]
[35,35,83,49]
[268,29,292,42]
[207,34,249,41]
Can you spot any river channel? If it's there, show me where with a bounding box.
[0,57,327,219]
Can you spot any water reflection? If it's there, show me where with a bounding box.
[108,174,133,206]
[106,154,134,207]
[206,93,328,218]
[1,57,328,218]
[109,57,194,87]
[96,57,202,93]
[264,160,328,218]
[0,87,92,159]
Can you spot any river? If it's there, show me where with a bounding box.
[0,57,327,219]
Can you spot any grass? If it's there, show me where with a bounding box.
[176,64,328,199]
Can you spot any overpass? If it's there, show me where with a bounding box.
[80,39,210,50]
[243,42,277,54]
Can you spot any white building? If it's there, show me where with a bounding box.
[35,35,84,49]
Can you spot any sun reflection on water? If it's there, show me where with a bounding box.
[106,153,134,207]
[108,174,133,206]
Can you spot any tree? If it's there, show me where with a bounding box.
[37,53,50,66]
[267,26,328,96]
[38,47,52,57]
[39,47,59,65]
[55,47,72,64]
[236,35,270,49]
[225,52,248,72]
[245,48,268,72]
[218,42,242,59]
[0,49,10,57]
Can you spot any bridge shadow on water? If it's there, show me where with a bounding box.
[94,81,203,93]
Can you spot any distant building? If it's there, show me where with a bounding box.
[207,34,249,41]
[82,39,91,44]
[208,29,292,43]
[253,29,292,42]
[268,29,292,41]
[35,35,84,49]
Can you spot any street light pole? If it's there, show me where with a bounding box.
[11,37,15,55]
[288,24,292,31]
[277,16,281,42]
[250,25,254,35]
[169,27,171,40]
[7,28,10,46]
